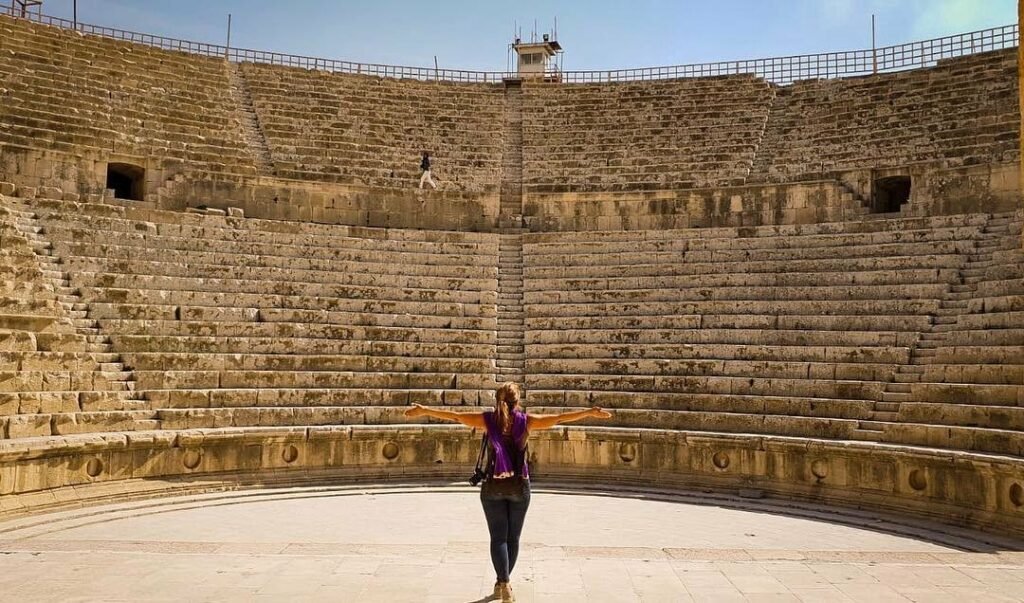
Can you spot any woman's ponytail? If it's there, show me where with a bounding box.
[494,382,521,434]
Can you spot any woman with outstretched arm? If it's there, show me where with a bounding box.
[404,382,612,603]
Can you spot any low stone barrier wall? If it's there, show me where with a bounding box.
[3,426,1022,539]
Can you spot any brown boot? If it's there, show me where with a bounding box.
[498,582,514,602]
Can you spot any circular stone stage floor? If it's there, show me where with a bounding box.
[0,484,1023,602]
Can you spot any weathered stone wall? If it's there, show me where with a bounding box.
[162,176,500,232]
[522,180,867,231]
[840,163,1021,217]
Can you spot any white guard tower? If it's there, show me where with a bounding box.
[512,33,562,82]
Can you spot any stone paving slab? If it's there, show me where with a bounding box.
[0,486,1021,602]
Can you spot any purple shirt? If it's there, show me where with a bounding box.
[483,410,529,480]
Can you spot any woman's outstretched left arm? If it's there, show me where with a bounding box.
[528,407,612,431]
[404,403,486,429]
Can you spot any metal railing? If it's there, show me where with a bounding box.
[227,47,508,83]
[0,5,1016,85]
[556,24,1019,84]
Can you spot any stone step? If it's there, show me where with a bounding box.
[89,353,123,363]
[881,391,912,403]
[886,382,913,393]
[100,370,135,382]
[898,365,925,374]
[892,373,921,384]
[856,420,886,432]
[496,360,525,369]
[850,429,883,442]
[496,353,526,361]
[66,310,88,319]
[915,349,938,357]
[916,341,939,349]
[494,367,521,375]
[933,315,959,325]
[874,401,901,413]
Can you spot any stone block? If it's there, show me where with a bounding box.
[7,413,51,438]
[37,186,63,200]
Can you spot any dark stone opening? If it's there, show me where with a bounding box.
[106,163,146,201]
[872,175,911,213]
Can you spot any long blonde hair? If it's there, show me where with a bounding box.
[494,382,521,434]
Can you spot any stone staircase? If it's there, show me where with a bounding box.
[499,82,524,230]
[227,61,275,175]
[853,213,1013,441]
[494,82,527,385]
[495,232,526,384]
[5,198,142,403]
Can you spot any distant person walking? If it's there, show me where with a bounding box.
[419,151,438,189]
[405,382,612,602]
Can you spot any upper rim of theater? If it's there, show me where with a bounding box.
[0,6,1017,86]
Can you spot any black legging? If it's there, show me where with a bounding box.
[480,486,531,582]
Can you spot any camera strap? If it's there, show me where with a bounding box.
[473,432,488,477]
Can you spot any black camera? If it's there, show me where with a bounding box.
[469,467,486,486]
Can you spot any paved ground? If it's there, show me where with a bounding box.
[0,484,1022,602]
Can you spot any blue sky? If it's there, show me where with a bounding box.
[36,0,1017,71]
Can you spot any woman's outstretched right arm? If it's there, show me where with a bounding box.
[404,403,486,429]
[528,407,612,431]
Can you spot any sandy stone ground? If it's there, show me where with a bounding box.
[0,484,1022,602]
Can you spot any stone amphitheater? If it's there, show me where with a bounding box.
[0,7,1023,602]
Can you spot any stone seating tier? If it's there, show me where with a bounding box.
[3,194,1024,460]
[0,14,256,176]
[750,48,1019,182]
[241,61,505,191]
[521,74,773,191]
[16,196,501,439]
